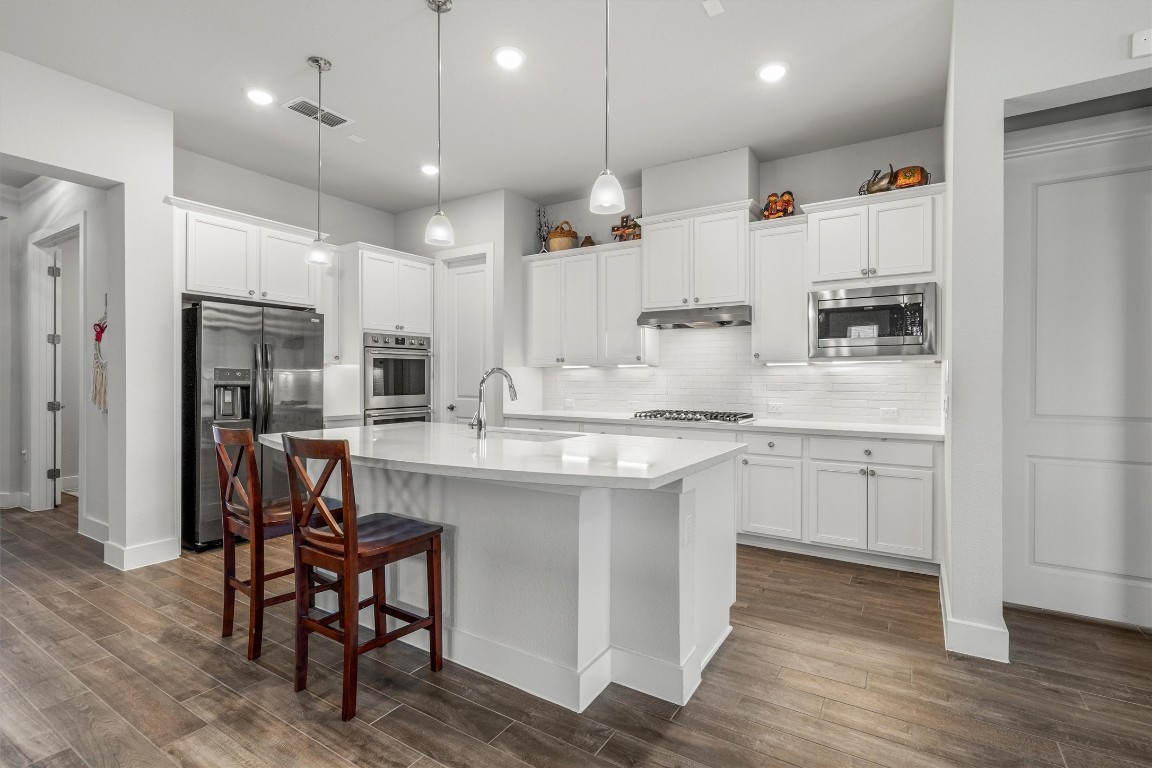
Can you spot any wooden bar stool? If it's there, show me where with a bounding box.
[213,426,337,660]
[282,433,444,721]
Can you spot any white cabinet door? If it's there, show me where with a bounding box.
[692,209,747,305]
[741,456,803,540]
[807,461,868,549]
[869,195,935,278]
[397,260,433,334]
[642,219,691,309]
[526,259,563,366]
[599,246,654,365]
[185,212,259,298]
[750,224,808,364]
[259,229,316,306]
[808,207,868,283]
[318,251,342,363]
[560,253,598,365]
[361,252,399,331]
[868,466,934,559]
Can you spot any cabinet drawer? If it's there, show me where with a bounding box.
[739,433,802,457]
[582,422,630,435]
[504,418,565,431]
[809,437,932,468]
[630,426,736,442]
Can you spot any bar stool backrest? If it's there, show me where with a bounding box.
[213,426,265,529]
[282,434,358,559]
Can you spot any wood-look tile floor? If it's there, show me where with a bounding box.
[2,500,1150,768]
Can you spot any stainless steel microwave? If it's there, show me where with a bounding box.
[808,283,937,358]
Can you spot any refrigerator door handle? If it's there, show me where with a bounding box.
[252,342,264,435]
[263,343,273,434]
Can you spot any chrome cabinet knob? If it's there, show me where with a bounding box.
[754,353,760,359]
[400,325,405,330]
[869,469,876,476]
[767,441,775,448]
[248,289,255,296]
[447,404,456,411]
[334,355,340,360]
[864,449,872,456]
[262,291,268,297]
[742,459,749,465]
[859,468,866,475]
[869,267,877,275]
[636,355,641,361]
[694,297,699,303]
[860,268,868,275]
[682,298,688,304]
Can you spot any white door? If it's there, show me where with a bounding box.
[560,253,598,365]
[1004,110,1152,625]
[741,456,803,539]
[692,210,747,305]
[185,211,259,298]
[439,256,487,423]
[259,229,315,306]
[317,251,341,363]
[808,207,868,283]
[750,224,808,364]
[361,251,399,331]
[600,246,646,364]
[807,461,867,549]
[869,195,935,278]
[641,219,691,309]
[525,259,563,366]
[397,260,433,334]
[867,466,933,559]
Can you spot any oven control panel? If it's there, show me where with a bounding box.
[363,332,430,351]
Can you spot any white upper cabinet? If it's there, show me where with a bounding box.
[185,211,260,299]
[259,229,316,306]
[317,251,342,363]
[641,219,691,309]
[526,259,563,366]
[397,260,434,334]
[357,248,432,334]
[804,185,943,285]
[600,246,658,366]
[561,253,599,365]
[639,201,754,310]
[750,221,808,364]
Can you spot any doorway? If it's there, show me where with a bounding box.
[1003,106,1152,626]
[434,244,492,425]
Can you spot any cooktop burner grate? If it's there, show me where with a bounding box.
[632,409,755,424]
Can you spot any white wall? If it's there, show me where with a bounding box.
[1,52,176,569]
[541,186,643,250]
[0,186,23,507]
[59,235,80,485]
[642,147,759,216]
[173,148,395,247]
[759,126,944,208]
[543,327,942,424]
[940,0,1151,660]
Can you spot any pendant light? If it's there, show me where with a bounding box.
[589,0,625,214]
[424,0,455,246]
[306,56,333,265]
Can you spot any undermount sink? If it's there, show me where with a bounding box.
[482,428,575,442]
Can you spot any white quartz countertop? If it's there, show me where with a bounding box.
[504,410,945,441]
[260,422,746,490]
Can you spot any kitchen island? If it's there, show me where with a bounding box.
[260,422,745,712]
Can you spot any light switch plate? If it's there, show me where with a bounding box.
[1133,28,1151,57]
[682,511,695,546]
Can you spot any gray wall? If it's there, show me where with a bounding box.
[174,148,396,247]
[759,126,944,209]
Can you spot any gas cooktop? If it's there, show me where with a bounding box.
[632,409,755,424]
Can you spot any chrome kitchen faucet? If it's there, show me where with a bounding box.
[470,367,518,437]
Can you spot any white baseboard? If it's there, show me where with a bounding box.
[103,537,180,571]
[737,533,940,576]
[939,562,1010,662]
[78,515,108,543]
[60,475,79,492]
[0,491,31,510]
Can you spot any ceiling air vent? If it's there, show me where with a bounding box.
[282,97,352,129]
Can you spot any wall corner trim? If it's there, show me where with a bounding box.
[939,562,1011,662]
[103,537,180,571]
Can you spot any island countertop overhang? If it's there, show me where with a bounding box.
[259,422,746,491]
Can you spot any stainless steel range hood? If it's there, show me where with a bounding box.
[636,304,752,329]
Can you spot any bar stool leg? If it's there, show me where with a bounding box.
[372,567,387,639]
[221,532,236,639]
[427,535,443,672]
[247,539,266,660]
[340,565,360,721]
[294,562,310,693]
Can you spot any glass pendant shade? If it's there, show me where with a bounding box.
[306,237,332,265]
[425,210,455,246]
[589,170,625,214]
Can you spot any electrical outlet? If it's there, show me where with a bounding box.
[767,403,784,413]
[682,511,695,546]
[1133,28,1151,57]
[880,407,899,418]
[564,399,576,409]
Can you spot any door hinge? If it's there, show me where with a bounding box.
[47,333,61,344]
[47,266,61,277]
[47,401,63,412]
[46,468,61,480]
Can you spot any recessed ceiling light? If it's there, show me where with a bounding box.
[421,164,439,176]
[492,46,526,70]
[244,87,276,105]
[757,62,788,83]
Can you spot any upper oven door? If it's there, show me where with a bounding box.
[363,349,432,409]
[808,284,936,358]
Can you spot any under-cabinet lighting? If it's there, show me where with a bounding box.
[762,362,808,367]
[562,365,591,369]
[812,360,903,366]
[617,364,648,368]
[562,455,591,463]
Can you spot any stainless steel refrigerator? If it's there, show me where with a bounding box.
[181,301,324,550]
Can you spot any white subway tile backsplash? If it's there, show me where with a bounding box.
[542,326,943,425]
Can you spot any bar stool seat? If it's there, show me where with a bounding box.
[306,513,441,557]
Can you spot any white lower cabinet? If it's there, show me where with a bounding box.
[741,456,803,540]
[807,461,870,549]
[868,466,934,558]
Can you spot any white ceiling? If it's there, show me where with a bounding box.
[0,0,952,212]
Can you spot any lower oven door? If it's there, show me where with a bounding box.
[363,349,432,409]
[364,407,433,426]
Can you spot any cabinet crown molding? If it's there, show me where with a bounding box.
[800,183,946,215]
[636,199,756,226]
[749,214,808,231]
[166,196,329,240]
[523,239,639,263]
[336,241,435,265]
